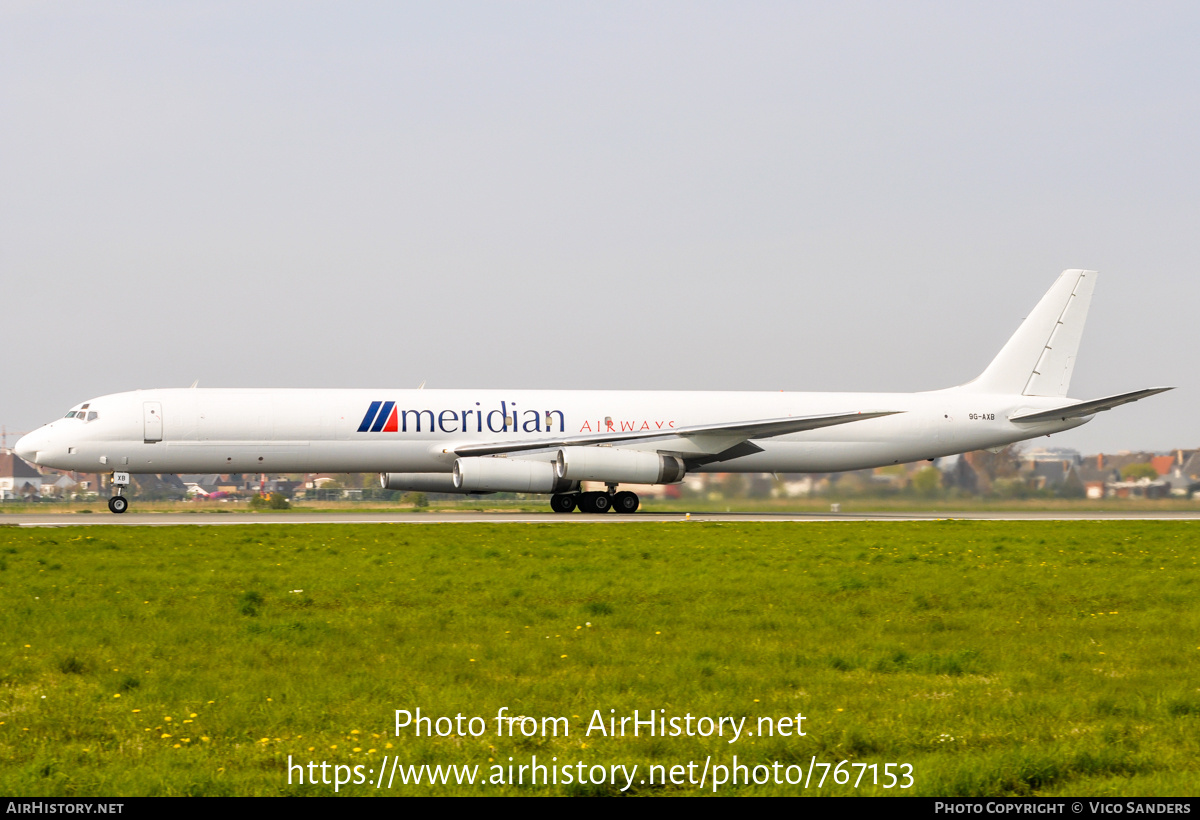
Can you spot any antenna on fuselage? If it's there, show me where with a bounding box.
[417,380,426,390]
[189,379,199,388]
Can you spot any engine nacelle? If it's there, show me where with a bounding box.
[452,457,577,493]
[555,447,686,484]
[380,473,474,494]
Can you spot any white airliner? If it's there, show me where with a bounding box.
[15,270,1170,514]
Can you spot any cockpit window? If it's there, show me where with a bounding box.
[86,412,98,422]
[65,411,78,418]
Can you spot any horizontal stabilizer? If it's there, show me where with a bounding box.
[1009,387,1173,424]
[453,410,903,458]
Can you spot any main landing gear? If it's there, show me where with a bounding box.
[108,471,131,514]
[550,493,578,513]
[550,490,640,514]
[611,491,639,513]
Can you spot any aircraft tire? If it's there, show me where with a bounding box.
[550,493,577,513]
[612,491,639,513]
[108,496,129,514]
[578,492,611,514]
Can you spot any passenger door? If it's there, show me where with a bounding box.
[144,402,163,443]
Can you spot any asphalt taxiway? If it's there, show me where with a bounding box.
[4,510,1200,526]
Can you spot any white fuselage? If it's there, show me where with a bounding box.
[15,387,1086,476]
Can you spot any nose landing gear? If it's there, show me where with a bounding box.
[108,471,131,514]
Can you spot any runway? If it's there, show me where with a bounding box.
[4,510,1200,526]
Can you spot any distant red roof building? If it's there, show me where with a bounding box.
[1151,455,1175,476]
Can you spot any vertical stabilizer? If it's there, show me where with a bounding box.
[964,270,1096,397]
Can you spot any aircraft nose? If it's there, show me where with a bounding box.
[14,430,44,464]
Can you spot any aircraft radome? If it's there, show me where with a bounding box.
[15,270,1172,514]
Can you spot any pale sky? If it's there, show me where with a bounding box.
[2,2,1195,455]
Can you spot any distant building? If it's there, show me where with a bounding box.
[1022,446,1082,463]
[1156,450,1200,497]
[0,453,42,499]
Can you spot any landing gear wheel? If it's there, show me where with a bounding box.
[550,493,577,513]
[108,496,129,514]
[578,492,611,514]
[612,491,640,513]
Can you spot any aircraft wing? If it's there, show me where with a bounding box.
[1008,387,1173,424]
[452,410,903,458]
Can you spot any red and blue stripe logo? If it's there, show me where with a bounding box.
[357,400,398,433]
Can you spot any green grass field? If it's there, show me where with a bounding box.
[1,521,1197,796]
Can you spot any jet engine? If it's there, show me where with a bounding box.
[452,457,578,493]
[380,473,472,494]
[555,447,686,484]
